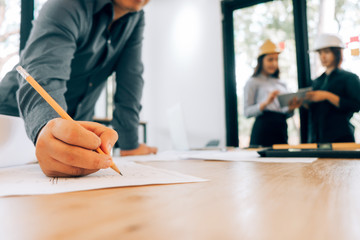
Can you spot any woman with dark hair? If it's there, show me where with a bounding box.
[305,33,360,143]
[244,39,300,147]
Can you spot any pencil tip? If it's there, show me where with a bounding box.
[111,164,123,176]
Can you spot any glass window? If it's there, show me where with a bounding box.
[0,0,20,79]
[233,0,300,147]
[307,0,360,141]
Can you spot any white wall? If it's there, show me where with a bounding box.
[141,0,226,151]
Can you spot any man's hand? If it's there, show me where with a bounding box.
[35,118,118,177]
[120,143,158,156]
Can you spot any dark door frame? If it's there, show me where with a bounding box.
[20,0,34,52]
[221,0,311,147]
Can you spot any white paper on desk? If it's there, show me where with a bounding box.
[188,150,317,163]
[118,150,186,162]
[0,161,207,197]
[118,150,221,162]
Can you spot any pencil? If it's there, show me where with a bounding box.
[16,66,122,175]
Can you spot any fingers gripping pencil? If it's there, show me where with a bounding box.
[16,66,122,175]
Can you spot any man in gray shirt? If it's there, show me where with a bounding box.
[0,0,157,177]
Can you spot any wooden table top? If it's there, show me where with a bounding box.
[1,159,360,240]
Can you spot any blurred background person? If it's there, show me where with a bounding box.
[244,39,301,147]
[305,33,360,143]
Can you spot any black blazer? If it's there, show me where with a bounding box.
[309,68,360,143]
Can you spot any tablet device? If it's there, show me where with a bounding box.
[277,87,312,107]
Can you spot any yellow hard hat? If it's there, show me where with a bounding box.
[258,39,281,57]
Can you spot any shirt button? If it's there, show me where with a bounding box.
[89,82,93,87]
[107,39,111,44]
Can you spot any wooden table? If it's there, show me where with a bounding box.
[1,159,360,240]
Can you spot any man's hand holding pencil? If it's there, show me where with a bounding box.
[16,66,122,177]
[36,118,118,177]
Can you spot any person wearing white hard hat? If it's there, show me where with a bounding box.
[244,39,301,147]
[305,33,360,143]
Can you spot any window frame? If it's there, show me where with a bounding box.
[20,0,34,52]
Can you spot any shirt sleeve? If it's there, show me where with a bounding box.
[16,0,80,144]
[111,13,145,150]
[338,73,360,112]
[285,109,294,118]
[244,79,262,118]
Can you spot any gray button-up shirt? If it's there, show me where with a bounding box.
[0,0,145,150]
[244,74,291,118]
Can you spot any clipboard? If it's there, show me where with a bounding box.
[277,87,312,107]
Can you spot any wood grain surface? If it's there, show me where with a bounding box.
[1,159,360,240]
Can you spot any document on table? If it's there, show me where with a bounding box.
[118,149,317,163]
[188,150,317,163]
[0,161,207,197]
[118,150,221,162]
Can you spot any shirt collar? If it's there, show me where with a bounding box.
[332,68,340,75]
[94,0,113,14]
[93,0,138,22]
[323,68,340,78]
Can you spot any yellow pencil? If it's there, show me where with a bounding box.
[16,66,122,175]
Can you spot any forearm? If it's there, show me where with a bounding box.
[260,101,268,111]
[326,92,340,108]
[17,74,68,144]
[111,109,140,150]
[112,14,145,150]
[244,103,263,118]
[244,87,264,118]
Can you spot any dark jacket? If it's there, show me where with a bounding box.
[309,68,360,143]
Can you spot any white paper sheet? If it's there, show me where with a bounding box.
[119,150,317,163]
[0,161,207,197]
[187,150,317,163]
[118,150,221,162]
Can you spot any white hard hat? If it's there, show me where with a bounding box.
[312,33,344,51]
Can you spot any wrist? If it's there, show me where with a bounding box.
[260,102,267,111]
[327,92,340,107]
